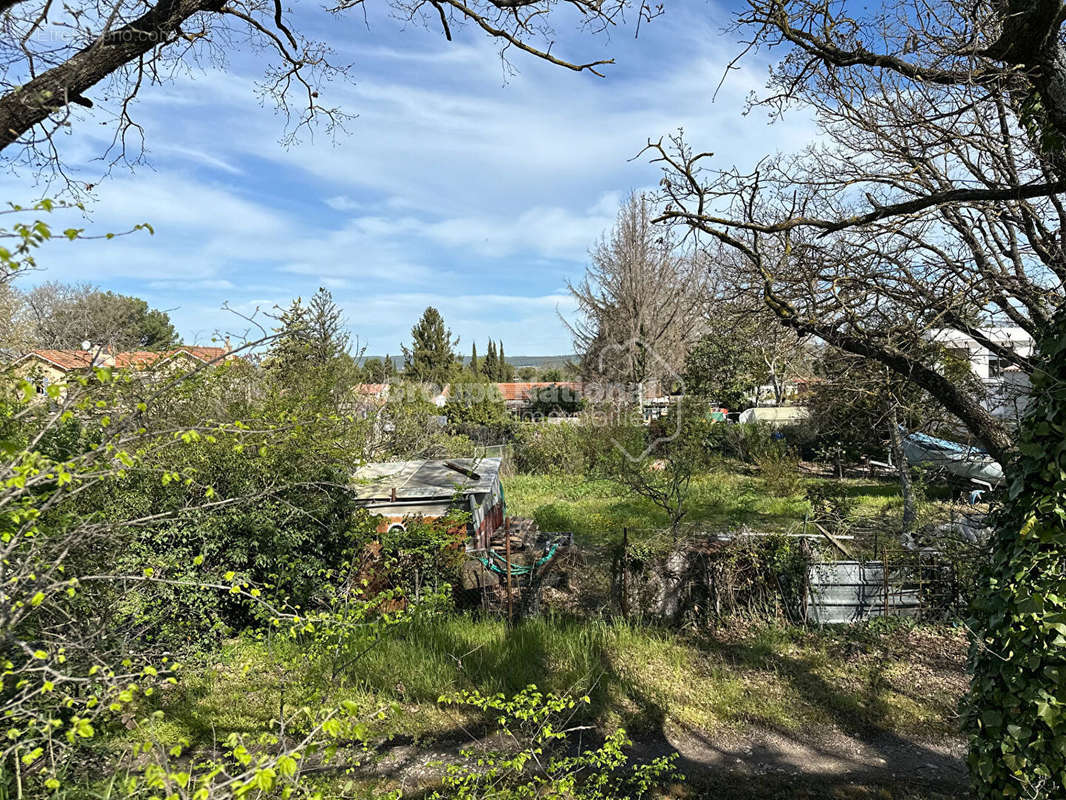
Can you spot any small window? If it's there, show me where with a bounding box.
[988,345,1015,378]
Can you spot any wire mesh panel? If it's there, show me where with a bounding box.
[806,556,954,623]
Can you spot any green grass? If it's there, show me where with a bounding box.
[128,466,964,798]
[504,465,906,548]
[146,615,966,752]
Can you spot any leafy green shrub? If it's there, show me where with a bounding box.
[779,420,819,458]
[756,447,803,497]
[806,481,857,528]
[963,312,1066,799]
[105,418,372,644]
[432,686,679,800]
[375,511,469,602]
[445,381,509,427]
[512,420,606,474]
[723,422,779,463]
[524,382,585,416]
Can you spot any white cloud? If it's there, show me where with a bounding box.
[420,197,616,260]
[0,2,821,355]
[324,195,364,211]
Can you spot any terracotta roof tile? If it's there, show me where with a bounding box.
[113,350,160,367]
[24,350,98,370]
[354,383,387,395]
[166,346,230,363]
[493,382,583,402]
[16,345,233,372]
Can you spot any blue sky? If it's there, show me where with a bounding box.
[5,1,815,355]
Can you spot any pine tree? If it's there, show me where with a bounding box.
[471,342,479,377]
[268,297,310,369]
[306,287,349,364]
[402,307,458,386]
[383,354,396,378]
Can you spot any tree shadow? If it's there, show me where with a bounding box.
[364,618,968,797]
[152,617,969,798]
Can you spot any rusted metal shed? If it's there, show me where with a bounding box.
[351,457,504,550]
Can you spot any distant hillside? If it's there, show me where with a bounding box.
[359,354,577,369]
[492,354,577,368]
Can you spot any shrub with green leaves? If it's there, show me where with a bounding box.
[0,363,417,797]
[722,422,779,464]
[444,382,508,427]
[57,363,379,645]
[432,685,679,800]
[512,420,606,475]
[963,311,1066,798]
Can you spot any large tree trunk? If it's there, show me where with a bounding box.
[888,406,917,540]
[0,0,218,151]
[985,0,1066,166]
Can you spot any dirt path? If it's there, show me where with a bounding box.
[362,724,969,797]
[633,724,968,792]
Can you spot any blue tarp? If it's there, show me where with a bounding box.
[902,431,1003,484]
[904,431,989,457]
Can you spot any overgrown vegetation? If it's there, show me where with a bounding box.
[147,617,968,754]
[964,313,1066,798]
[7,0,1066,791]
[507,463,908,549]
[0,206,983,800]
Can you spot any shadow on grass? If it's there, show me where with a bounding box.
[830,480,901,500]
[360,619,967,798]
[155,617,968,799]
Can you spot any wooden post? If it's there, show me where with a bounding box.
[917,553,924,618]
[620,527,629,619]
[882,556,890,618]
[505,516,513,624]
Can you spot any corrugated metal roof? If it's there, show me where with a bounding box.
[351,457,501,500]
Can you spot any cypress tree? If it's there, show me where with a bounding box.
[471,342,479,377]
[484,340,498,382]
[498,340,511,381]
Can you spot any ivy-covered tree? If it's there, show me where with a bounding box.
[964,311,1066,798]
[402,307,458,386]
